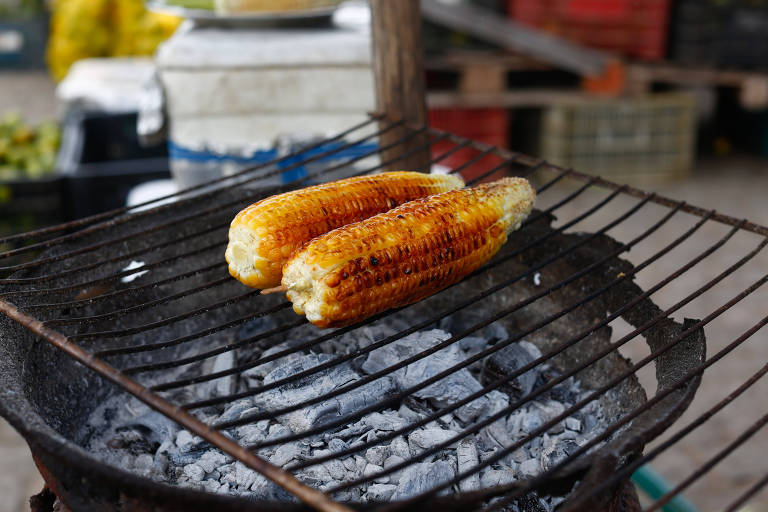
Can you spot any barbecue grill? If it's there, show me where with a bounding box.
[2,2,767,511]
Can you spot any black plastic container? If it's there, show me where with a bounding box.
[57,110,171,219]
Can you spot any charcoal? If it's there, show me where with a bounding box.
[354,455,367,473]
[383,454,406,484]
[391,460,456,500]
[202,479,221,494]
[328,438,348,453]
[257,353,397,432]
[518,458,541,479]
[511,447,529,463]
[365,446,390,467]
[362,330,492,422]
[456,439,481,492]
[301,464,331,486]
[169,448,207,466]
[134,453,154,472]
[218,400,254,424]
[107,430,156,456]
[236,424,266,444]
[389,436,411,459]
[438,315,508,344]
[409,428,458,451]
[547,421,565,435]
[324,459,347,480]
[564,417,581,432]
[117,411,179,451]
[242,343,304,382]
[541,439,579,471]
[205,351,236,398]
[365,483,398,501]
[362,411,408,431]
[480,468,516,488]
[482,343,537,400]
[270,443,301,466]
[582,412,598,433]
[397,404,421,422]
[236,316,277,341]
[516,492,548,512]
[267,423,292,441]
[184,464,205,482]
[198,450,231,474]
[521,410,543,433]
[88,320,611,506]
[232,462,258,489]
[325,422,368,442]
[363,463,389,483]
[458,336,487,353]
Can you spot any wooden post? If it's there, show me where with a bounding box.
[370,0,432,172]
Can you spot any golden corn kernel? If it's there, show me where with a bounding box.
[225,171,464,289]
[282,177,536,328]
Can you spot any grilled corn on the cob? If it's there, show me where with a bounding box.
[282,177,536,328]
[226,172,465,289]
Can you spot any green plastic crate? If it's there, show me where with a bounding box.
[539,92,696,185]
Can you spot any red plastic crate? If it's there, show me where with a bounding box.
[428,108,509,182]
[508,0,670,60]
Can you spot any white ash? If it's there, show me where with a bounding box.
[87,321,611,510]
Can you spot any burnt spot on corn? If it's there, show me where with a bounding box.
[369,256,379,266]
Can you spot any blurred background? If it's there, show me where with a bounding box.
[0,0,767,511]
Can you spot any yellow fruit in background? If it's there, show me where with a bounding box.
[46,0,182,81]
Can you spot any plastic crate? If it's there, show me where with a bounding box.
[57,110,172,219]
[0,176,66,266]
[508,0,670,60]
[538,92,695,185]
[670,0,768,70]
[428,108,510,182]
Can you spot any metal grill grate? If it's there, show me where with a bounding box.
[0,115,766,512]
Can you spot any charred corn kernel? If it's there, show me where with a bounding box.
[282,177,536,328]
[226,172,464,289]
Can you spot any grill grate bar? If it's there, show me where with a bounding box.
[126,172,593,379]
[388,270,767,505]
[72,135,480,351]
[0,223,226,286]
[327,226,763,493]
[70,289,262,341]
[482,313,768,512]
[420,121,768,238]
[0,116,382,248]
[646,410,768,512]
[0,297,352,512]
[95,302,293,358]
[1,116,767,510]
[0,116,387,262]
[560,328,768,512]
[24,262,226,313]
[179,186,635,410]
[286,202,691,472]
[724,470,768,512]
[0,121,404,274]
[0,243,225,300]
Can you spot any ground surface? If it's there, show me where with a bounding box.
[0,70,766,512]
